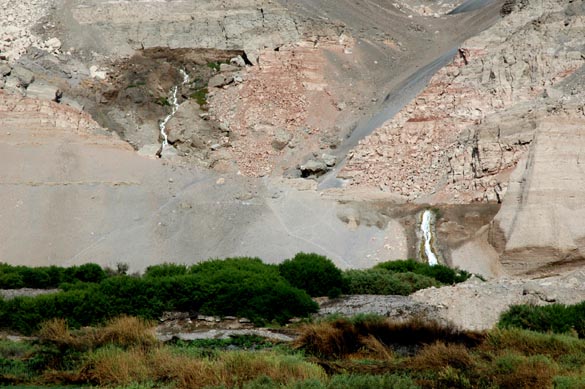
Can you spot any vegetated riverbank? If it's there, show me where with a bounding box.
[1,312,585,388]
[0,255,584,387]
[0,254,471,335]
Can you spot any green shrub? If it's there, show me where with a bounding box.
[278,253,344,297]
[343,269,411,295]
[0,263,106,289]
[499,302,585,338]
[144,263,188,278]
[394,272,441,291]
[342,269,439,296]
[192,257,318,324]
[375,259,471,285]
[0,258,318,334]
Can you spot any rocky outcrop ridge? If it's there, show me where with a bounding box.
[52,0,301,58]
[412,269,585,330]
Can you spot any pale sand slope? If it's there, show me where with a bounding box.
[0,91,407,271]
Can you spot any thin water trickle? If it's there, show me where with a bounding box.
[421,210,439,266]
[159,69,190,148]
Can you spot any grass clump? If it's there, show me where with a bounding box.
[4,315,585,388]
[190,87,209,108]
[295,317,484,359]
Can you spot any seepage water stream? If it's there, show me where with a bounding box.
[159,69,190,149]
[420,210,439,266]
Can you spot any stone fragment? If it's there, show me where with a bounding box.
[321,153,337,167]
[89,65,107,80]
[219,63,239,72]
[271,129,292,150]
[44,37,61,50]
[230,56,246,67]
[0,63,11,76]
[208,74,234,88]
[300,159,329,177]
[11,65,34,87]
[25,81,60,101]
[137,144,161,159]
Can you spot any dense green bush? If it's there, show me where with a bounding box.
[191,258,318,323]
[0,263,106,289]
[278,253,344,297]
[375,259,471,285]
[498,302,585,338]
[0,258,318,334]
[342,269,440,296]
[144,263,188,278]
[343,269,410,296]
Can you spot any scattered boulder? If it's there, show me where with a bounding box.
[271,129,292,150]
[137,144,162,159]
[0,63,11,76]
[300,159,329,177]
[11,65,34,87]
[321,153,337,167]
[230,55,246,67]
[208,73,234,88]
[219,63,239,72]
[89,65,107,80]
[4,76,23,94]
[44,37,61,51]
[166,128,182,144]
[161,145,180,160]
[25,81,60,101]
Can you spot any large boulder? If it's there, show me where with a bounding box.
[11,65,34,87]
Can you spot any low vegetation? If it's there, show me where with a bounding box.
[279,253,344,298]
[0,257,318,334]
[1,315,584,388]
[0,262,107,289]
[499,301,585,338]
[374,259,472,284]
[0,253,583,387]
[0,256,476,335]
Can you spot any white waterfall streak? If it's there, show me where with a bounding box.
[159,69,190,148]
[421,210,439,266]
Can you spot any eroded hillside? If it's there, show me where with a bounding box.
[0,0,584,284]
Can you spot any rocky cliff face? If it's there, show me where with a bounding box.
[490,104,585,275]
[343,0,585,206]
